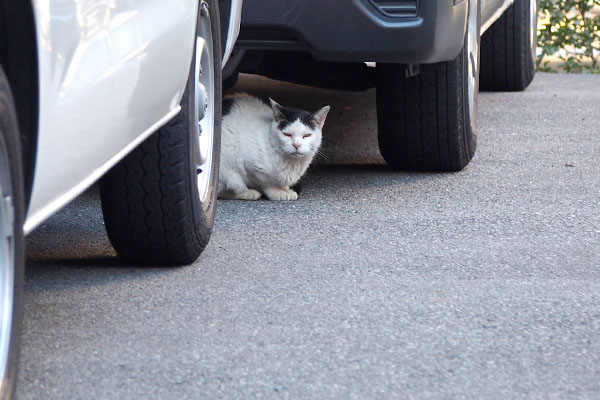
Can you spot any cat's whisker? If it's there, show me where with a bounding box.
[314,150,330,161]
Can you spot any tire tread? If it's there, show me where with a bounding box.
[376,54,474,172]
[100,121,208,266]
[99,0,222,266]
[480,0,536,91]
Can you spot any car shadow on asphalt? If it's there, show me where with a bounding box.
[23,163,457,292]
[24,186,183,293]
[25,252,186,294]
[303,163,459,191]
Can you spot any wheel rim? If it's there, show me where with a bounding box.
[194,1,215,204]
[466,0,480,135]
[530,0,538,63]
[0,133,15,384]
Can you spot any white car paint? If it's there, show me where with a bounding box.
[481,0,515,34]
[223,0,243,68]
[24,0,241,234]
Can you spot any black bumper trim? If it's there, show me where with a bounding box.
[238,0,468,64]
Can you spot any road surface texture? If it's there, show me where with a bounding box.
[18,73,600,399]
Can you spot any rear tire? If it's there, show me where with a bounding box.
[100,0,222,266]
[376,0,481,171]
[0,66,24,400]
[480,0,537,91]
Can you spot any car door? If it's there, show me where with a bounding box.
[26,0,198,232]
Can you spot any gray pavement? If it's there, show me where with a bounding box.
[18,73,600,399]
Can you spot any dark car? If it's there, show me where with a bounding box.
[225,0,538,171]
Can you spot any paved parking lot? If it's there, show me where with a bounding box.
[18,73,600,399]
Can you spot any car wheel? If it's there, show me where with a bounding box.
[100,0,222,266]
[376,0,481,171]
[0,66,24,400]
[480,0,538,91]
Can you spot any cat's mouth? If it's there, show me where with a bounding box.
[289,151,306,158]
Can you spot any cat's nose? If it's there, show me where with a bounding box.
[293,143,301,149]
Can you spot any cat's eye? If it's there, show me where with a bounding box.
[303,134,312,138]
[283,132,292,137]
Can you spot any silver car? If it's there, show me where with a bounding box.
[1,1,242,397]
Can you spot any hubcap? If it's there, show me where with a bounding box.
[193,2,215,204]
[466,0,480,135]
[0,133,15,386]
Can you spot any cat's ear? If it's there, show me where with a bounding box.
[269,98,286,124]
[310,105,330,129]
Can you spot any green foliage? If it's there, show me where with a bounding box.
[538,0,600,73]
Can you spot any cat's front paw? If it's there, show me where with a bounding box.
[284,188,299,200]
[265,188,298,201]
[236,189,262,200]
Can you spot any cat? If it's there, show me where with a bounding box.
[218,93,330,201]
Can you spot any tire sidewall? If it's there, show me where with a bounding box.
[527,0,539,73]
[184,0,222,235]
[0,68,24,400]
[461,0,481,163]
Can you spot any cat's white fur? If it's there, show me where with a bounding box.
[218,93,329,201]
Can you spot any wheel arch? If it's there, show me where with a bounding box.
[218,0,243,67]
[0,0,39,211]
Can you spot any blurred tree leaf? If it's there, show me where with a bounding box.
[538,0,600,73]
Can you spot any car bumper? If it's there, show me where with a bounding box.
[237,0,468,64]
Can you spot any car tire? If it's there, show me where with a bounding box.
[0,66,24,400]
[100,0,222,266]
[480,0,537,91]
[376,0,481,172]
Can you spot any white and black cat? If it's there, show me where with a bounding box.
[218,93,330,201]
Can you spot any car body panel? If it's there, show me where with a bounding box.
[223,0,243,67]
[238,0,513,64]
[24,0,199,233]
[481,0,514,33]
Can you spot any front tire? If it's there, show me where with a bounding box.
[480,0,538,91]
[0,66,24,400]
[100,0,222,266]
[376,0,481,171]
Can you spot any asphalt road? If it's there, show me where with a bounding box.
[18,73,600,399]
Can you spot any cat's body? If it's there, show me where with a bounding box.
[218,93,329,201]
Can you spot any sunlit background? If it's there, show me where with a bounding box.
[537,0,600,73]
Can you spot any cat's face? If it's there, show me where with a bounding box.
[270,99,330,159]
